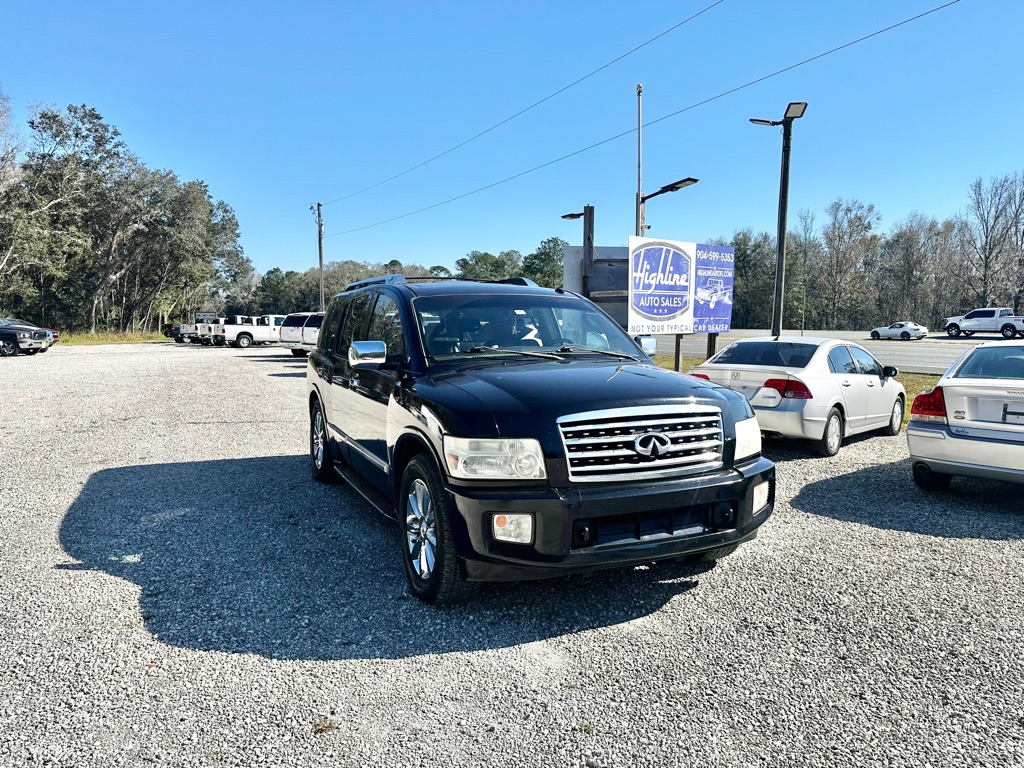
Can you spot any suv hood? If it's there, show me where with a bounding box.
[439,359,738,437]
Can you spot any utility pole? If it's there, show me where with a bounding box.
[311,203,325,311]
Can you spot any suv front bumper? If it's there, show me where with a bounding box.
[447,456,775,582]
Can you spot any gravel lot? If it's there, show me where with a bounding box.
[1,343,1022,767]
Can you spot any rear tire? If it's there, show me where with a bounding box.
[900,331,910,340]
[1001,324,1018,339]
[882,397,904,436]
[817,408,843,457]
[400,455,475,605]
[913,464,951,491]
[236,334,252,349]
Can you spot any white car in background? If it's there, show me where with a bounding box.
[870,321,929,340]
[907,340,1024,490]
[280,312,324,357]
[690,337,905,457]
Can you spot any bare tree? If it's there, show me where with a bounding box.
[820,199,881,329]
[959,175,1016,307]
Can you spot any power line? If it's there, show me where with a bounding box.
[325,0,960,239]
[320,0,726,206]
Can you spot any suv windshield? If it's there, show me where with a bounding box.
[413,294,641,358]
[709,341,817,368]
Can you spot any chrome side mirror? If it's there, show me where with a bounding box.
[635,336,658,356]
[349,340,387,368]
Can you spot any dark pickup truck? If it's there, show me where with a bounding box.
[306,275,775,604]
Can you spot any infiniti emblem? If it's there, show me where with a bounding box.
[634,432,673,458]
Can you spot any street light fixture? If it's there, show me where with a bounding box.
[636,177,699,236]
[750,101,807,338]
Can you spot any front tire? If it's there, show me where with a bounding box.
[0,339,19,357]
[883,397,904,436]
[291,349,307,357]
[400,455,475,605]
[817,408,843,457]
[913,464,951,491]
[870,331,880,340]
[309,399,337,483]
[687,543,739,563]
[946,324,961,337]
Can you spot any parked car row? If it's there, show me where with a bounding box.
[298,277,1024,606]
[0,317,58,357]
[164,315,287,347]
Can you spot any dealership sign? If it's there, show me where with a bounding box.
[627,236,735,335]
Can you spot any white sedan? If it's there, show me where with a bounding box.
[870,321,929,340]
[690,337,906,457]
[907,340,1024,490]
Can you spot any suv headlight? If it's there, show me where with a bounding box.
[443,437,547,480]
[734,416,761,462]
[16,332,29,339]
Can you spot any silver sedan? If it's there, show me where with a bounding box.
[907,340,1024,489]
[690,337,906,457]
[870,321,929,340]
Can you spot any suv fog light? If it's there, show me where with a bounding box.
[492,513,533,544]
[752,481,769,512]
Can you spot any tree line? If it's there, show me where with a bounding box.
[3,93,1022,333]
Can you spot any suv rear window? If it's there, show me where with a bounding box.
[283,315,308,327]
[710,341,817,368]
[304,314,324,329]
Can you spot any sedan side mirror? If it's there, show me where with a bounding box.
[349,340,387,369]
[635,336,658,356]
[882,365,898,378]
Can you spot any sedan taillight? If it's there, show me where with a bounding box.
[763,378,813,399]
[690,373,710,380]
[910,386,947,423]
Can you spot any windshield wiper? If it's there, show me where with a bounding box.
[466,346,562,360]
[553,345,641,362]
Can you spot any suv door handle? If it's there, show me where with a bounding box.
[841,380,851,387]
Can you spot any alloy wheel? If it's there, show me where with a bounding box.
[405,478,437,580]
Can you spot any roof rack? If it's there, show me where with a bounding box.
[343,274,407,291]
[343,274,541,292]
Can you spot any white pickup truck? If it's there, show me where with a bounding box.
[279,312,325,356]
[211,315,287,348]
[179,313,222,344]
[943,307,1024,339]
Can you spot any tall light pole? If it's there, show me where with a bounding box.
[635,84,643,237]
[562,205,595,295]
[750,101,807,338]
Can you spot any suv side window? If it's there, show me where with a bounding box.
[338,293,372,357]
[319,298,348,352]
[849,346,882,376]
[367,293,406,359]
[827,346,857,374]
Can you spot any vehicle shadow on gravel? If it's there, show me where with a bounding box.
[788,456,1024,540]
[58,456,708,661]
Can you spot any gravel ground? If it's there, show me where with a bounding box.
[1,342,1022,768]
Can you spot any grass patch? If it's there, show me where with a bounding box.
[60,331,167,345]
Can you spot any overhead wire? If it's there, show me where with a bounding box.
[320,0,726,206]
[325,0,960,239]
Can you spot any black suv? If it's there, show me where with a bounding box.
[306,275,775,604]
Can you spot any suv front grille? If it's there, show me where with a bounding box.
[32,331,47,340]
[557,405,724,482]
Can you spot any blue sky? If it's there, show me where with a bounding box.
[2,0,1020,276]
